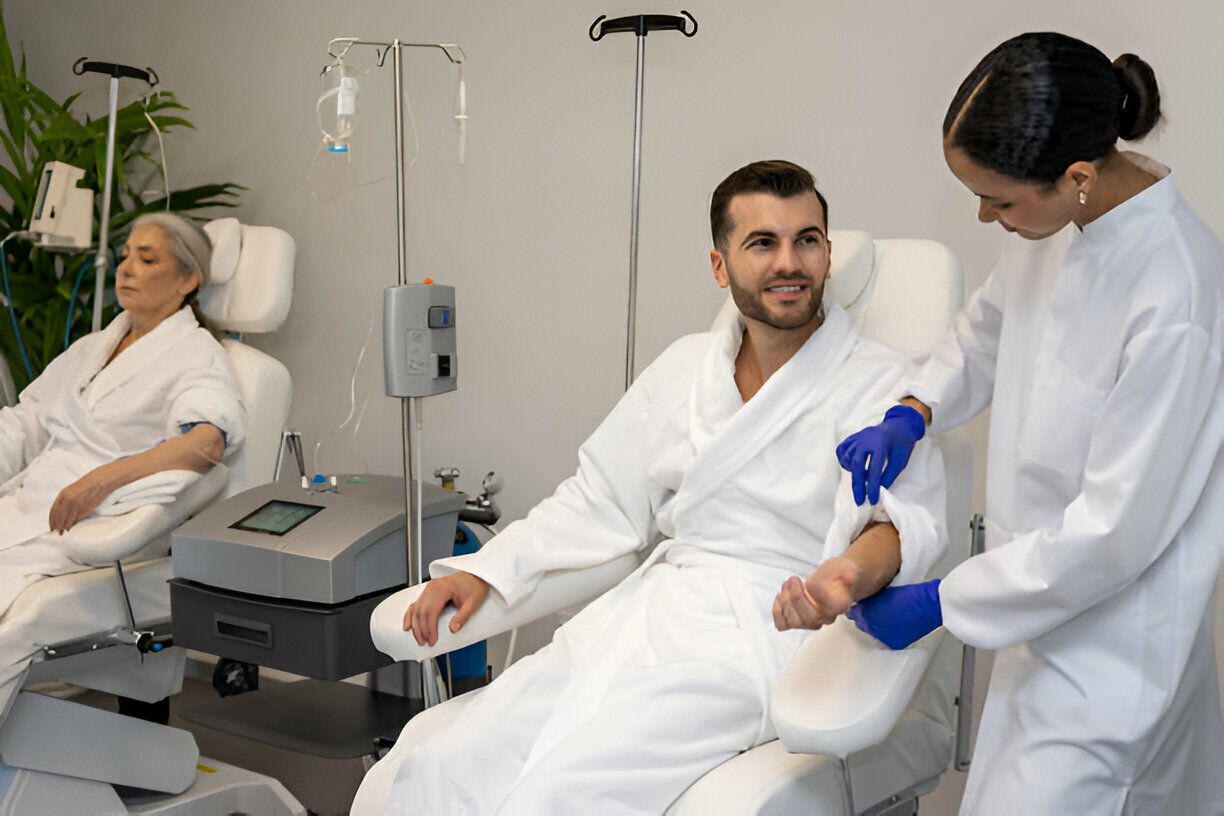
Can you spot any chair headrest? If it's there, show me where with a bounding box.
[824,230,874,309]
[200,219,295,334]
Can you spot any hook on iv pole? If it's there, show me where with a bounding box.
[589,10,697,42]
[73,57,158,87]
[326,37,467,67]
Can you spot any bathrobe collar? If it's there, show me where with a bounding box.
[79,307,199,409]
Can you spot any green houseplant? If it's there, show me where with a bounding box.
[0,6,242,392]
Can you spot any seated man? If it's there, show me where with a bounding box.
[0,212,245,720]
[362,160,946,815]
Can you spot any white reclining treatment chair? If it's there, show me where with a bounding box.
[362,231,971,816]
[0,219,300,812]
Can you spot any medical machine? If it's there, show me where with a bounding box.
[588,10,697,389]
[71,58,159,331]
[27,161,93,250]
[169,475,464,681]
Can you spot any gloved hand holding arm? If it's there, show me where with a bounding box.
[847,579,943,649]
[835,401,930,505]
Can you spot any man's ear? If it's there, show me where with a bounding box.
[710,248,729,289]
[823,239,833,283]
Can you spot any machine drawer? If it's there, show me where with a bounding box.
[170,579,397,681]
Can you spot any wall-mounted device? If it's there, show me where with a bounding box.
[383,282,457,398]
[28,161,93,251]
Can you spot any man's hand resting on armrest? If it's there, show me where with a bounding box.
[403,572,491,647]
[773,522,902,632]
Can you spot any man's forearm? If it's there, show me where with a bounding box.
[844,522,902,600]
[92,424,225,495]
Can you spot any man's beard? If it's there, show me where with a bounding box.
[726,264,824,331]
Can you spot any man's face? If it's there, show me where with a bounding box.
[710,192,830,331]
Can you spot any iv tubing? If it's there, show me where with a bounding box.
[0,233,33,381]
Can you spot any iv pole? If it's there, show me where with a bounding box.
[589,11,697,390]
[71,59,158,332]
[325,37,465,707]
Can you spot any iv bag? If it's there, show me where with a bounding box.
[317,60,359,153]
[308,59,383,202]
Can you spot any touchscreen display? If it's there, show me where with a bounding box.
[230,500,322,536]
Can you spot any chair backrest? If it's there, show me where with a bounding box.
[201,219,295,499]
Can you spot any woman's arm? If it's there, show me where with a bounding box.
[908,264,1007,433]
[48,423,224,533]
[942,323,1221,650]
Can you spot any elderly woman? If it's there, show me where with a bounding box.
[0,212,245,714]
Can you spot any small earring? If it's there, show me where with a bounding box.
[1078,190,1087,205]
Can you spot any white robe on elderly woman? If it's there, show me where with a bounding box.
[0,306,244,713]
[359,303,947,816]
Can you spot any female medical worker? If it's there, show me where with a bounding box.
[834,33,1224,815]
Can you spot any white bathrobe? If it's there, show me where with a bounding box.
[368,304,947,815]
[0,306,244,713]
[910,157,1224,815]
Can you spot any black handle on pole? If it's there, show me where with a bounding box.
[589,10,697,41]
[72,57,158,86]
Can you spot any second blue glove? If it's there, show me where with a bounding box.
[846,579,943,650]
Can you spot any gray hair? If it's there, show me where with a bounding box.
[130,212,212,291]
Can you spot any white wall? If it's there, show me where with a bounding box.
[9,1,1222,812]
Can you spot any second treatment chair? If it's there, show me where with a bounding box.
[0,219,301,813]
[358,230,971,815]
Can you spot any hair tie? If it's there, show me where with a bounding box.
[1113,66,1133,125]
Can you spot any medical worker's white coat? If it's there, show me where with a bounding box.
[0,306,243,713]
[366,305,947,815]
[910,156,1224,815]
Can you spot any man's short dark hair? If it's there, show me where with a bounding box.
[709,160,829,250]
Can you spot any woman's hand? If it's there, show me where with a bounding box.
[847,579,943,650]
[836,403,928,505]
[773,556,863,631]
[48,465,116,533]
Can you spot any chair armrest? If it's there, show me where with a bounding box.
[771,617,942,758]
[370,552,640,661]
[58,466,228,565]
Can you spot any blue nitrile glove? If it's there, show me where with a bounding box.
[835,404,926,505]
[847,579,942,650]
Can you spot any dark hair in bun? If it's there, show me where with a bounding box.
[1112,53,1161,141]
[943,32,1162,184]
